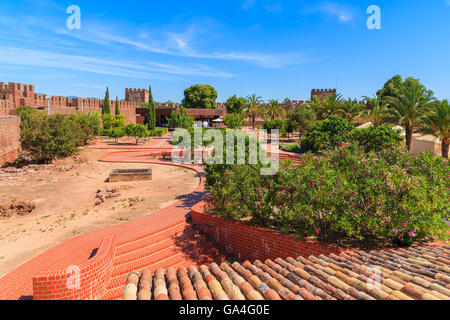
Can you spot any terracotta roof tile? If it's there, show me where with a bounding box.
[123,245,450,300]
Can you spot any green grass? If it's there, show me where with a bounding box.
[280,143,302,154]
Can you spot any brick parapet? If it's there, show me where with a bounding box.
[191,201,345,262]
[32,235,116,300]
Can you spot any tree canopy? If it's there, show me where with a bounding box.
[182,84,218,109]
[225,95,247,114]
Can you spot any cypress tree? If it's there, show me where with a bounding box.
[102,86,111,114]
[148,85,156,130]
[115,96,120,115]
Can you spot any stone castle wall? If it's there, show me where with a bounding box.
[0,82,139,124]
[0,116,21,167]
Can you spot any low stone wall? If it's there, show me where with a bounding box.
[191,201,345,262]
[0,116,21,167]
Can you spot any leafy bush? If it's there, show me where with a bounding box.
[17,106,101,163]
[280,143,302,154]
[207,143,449,247]
[225,95,247,114]
[102,113,125,130]
[224,113,246,129]
[107,127,125,143]
[263,119,286,132]
[69,111,102,144]
[350,124,404,153]
[301,116,355,153]
[149,127,168,137]
[167,107,195,128]
[125,124,150,145]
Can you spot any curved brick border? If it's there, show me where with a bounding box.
[32,235,116,300]
[191,201,347,262]
[0,150,206,300]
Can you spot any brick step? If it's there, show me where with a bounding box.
[110,239,197,279]
[112,228,198,268]
[115,221,190,256]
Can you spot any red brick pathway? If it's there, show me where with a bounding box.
[0,148,208,300]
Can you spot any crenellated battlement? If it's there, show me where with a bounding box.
[125,88,149,103]
[311,88,337,100]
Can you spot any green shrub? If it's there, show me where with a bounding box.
[301,116,355,153]
[263,119,286,132]
[125,123,150,145]
[108,127,125,143]
[17,106,101,164]
[350,124,404,153]
[280,143,302,154]
[207,143,449,247]
[69,111,102,144]
[149,127,168,137]
[224,113,246,129]
[167,107,195,128]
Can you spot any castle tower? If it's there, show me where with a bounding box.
[311,89,337,100]
[125,88,149,104]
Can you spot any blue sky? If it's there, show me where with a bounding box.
[0,0,449,102]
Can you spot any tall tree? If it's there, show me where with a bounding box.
[378,75,434,100]
[361,94,390,127]
[243,94,264,128]
[418,100,449,158]
[313,93,344,120]
[265,99,286,121]
[182,84,218,109]
[115,96,120,115]
[337,98,363,123]
[147,85,156,130]
[225,95,247,114]
[102,86,111,114]
[286,104,316,138]
[167,107,195,129]
[384,82,434,152]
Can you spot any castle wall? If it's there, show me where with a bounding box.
[311,89,336,100]
[0,116,21,167]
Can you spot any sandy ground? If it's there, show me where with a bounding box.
[0,149,199,278]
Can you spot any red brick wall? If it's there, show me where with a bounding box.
[191,201,345,262]
[0,116,21,167]
[32,235,116,300]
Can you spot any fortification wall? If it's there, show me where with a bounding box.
[0,116,21,167]
[311,89,336,100]
[125,88,148,103]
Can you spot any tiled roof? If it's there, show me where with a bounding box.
[122,245,450,300]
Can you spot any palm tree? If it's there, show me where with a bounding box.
[265,99,286,121]
[338,98,363,123]
[244,94,264,128]
[313,93,344,120]
[418,100,449,158]
[361,94,390,127]
[384,82,434,152]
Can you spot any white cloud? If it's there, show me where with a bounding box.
[242,0,256,10]
[265,4,282,13]
[302,2,355,24]
[0,46,234,79]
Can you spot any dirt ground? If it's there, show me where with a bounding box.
[0,149,200,278]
